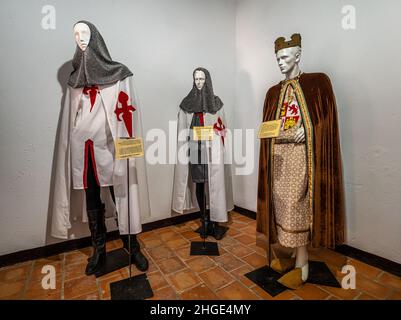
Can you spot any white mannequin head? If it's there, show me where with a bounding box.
[276,46,301,79]
[194,70,206,90]
[74,22,91,51]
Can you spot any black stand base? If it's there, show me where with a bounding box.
[194,225,229,239]
[307,260,341,288]
[110,273,154,300]
[190,241,220,256]
[245,266,287,297]
[95,248,129,278]
[245,260,341,297]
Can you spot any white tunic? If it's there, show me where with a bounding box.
[70,86,115,189]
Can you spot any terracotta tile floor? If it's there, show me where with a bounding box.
[1,211,401,300]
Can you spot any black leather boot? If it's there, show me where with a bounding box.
[121,234,149,272]
[85,204,107,276]
[209,222,226,240]
[199,218,210,239]
[200,209,227,240]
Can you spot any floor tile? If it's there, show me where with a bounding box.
[251,285,296,300]
[143,237,164,249]
[355,274,391,299]
[64,275,98,299]
[96,267,128,281]
[234,234,255,246]
[175,247,193,261]
[199,267,235,291]
[173,223,192,233]
[218,236,241,248]
[377,272,401,291]
[64,250,90,265]
[165,237,190,250]
[185,256,215,273]
[247,244,267,258]
[0,280,25,299]
[68,290,100,300]
[158,257,186,275]
[147,271,169,291]
[214,253,245,272]
[387,289,401,300]
[149,286,179,300]
[23,279,62,300]
[317,284,359,300]
[347,258,383,279]
[310,248,347,268]
[180,230,201,240]
[106,241,117,252]
[137,232,159,244]
[215,281,259,300]
[230,265,256,288]
[159,230,180,242]
[64,262,87,281]
[226,228,242,237]
[0,263,31,283]
[240,226,257,236]
[225,243,254,258]
[167,269,202,292]
[293,283,330,300]
[181,284,218,300]
[228,221,249,230]
[1,213,400,301]
[357,292,376,300]
[146,245,175,261]
[241,252,267,269]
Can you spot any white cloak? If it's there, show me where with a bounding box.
[172,108,234,222]
[51,76,150,239]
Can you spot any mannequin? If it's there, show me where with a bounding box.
[74,22,90,51]
[172,67,234,240]
[276,44,309,279]
[51,21,150,276]
[256,34,345,289]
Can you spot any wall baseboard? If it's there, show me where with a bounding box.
[0,211,200,269]
[233,205,256,220]
[335,244,401,278]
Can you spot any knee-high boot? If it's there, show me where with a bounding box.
[85,204,107,275]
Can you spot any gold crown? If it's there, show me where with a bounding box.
[274,33,302,53]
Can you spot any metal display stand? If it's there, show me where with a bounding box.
[190,128,219,256]
[109,152,153,299]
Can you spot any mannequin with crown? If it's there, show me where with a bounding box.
[256,34,345,289]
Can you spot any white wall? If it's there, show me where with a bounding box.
[0,0,236,255]
[234,0,401,263]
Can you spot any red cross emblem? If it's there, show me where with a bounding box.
[114,91,136,138]
[83,86,99,112]
[213,117,227,146]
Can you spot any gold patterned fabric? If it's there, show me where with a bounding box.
[273,83,311,248]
